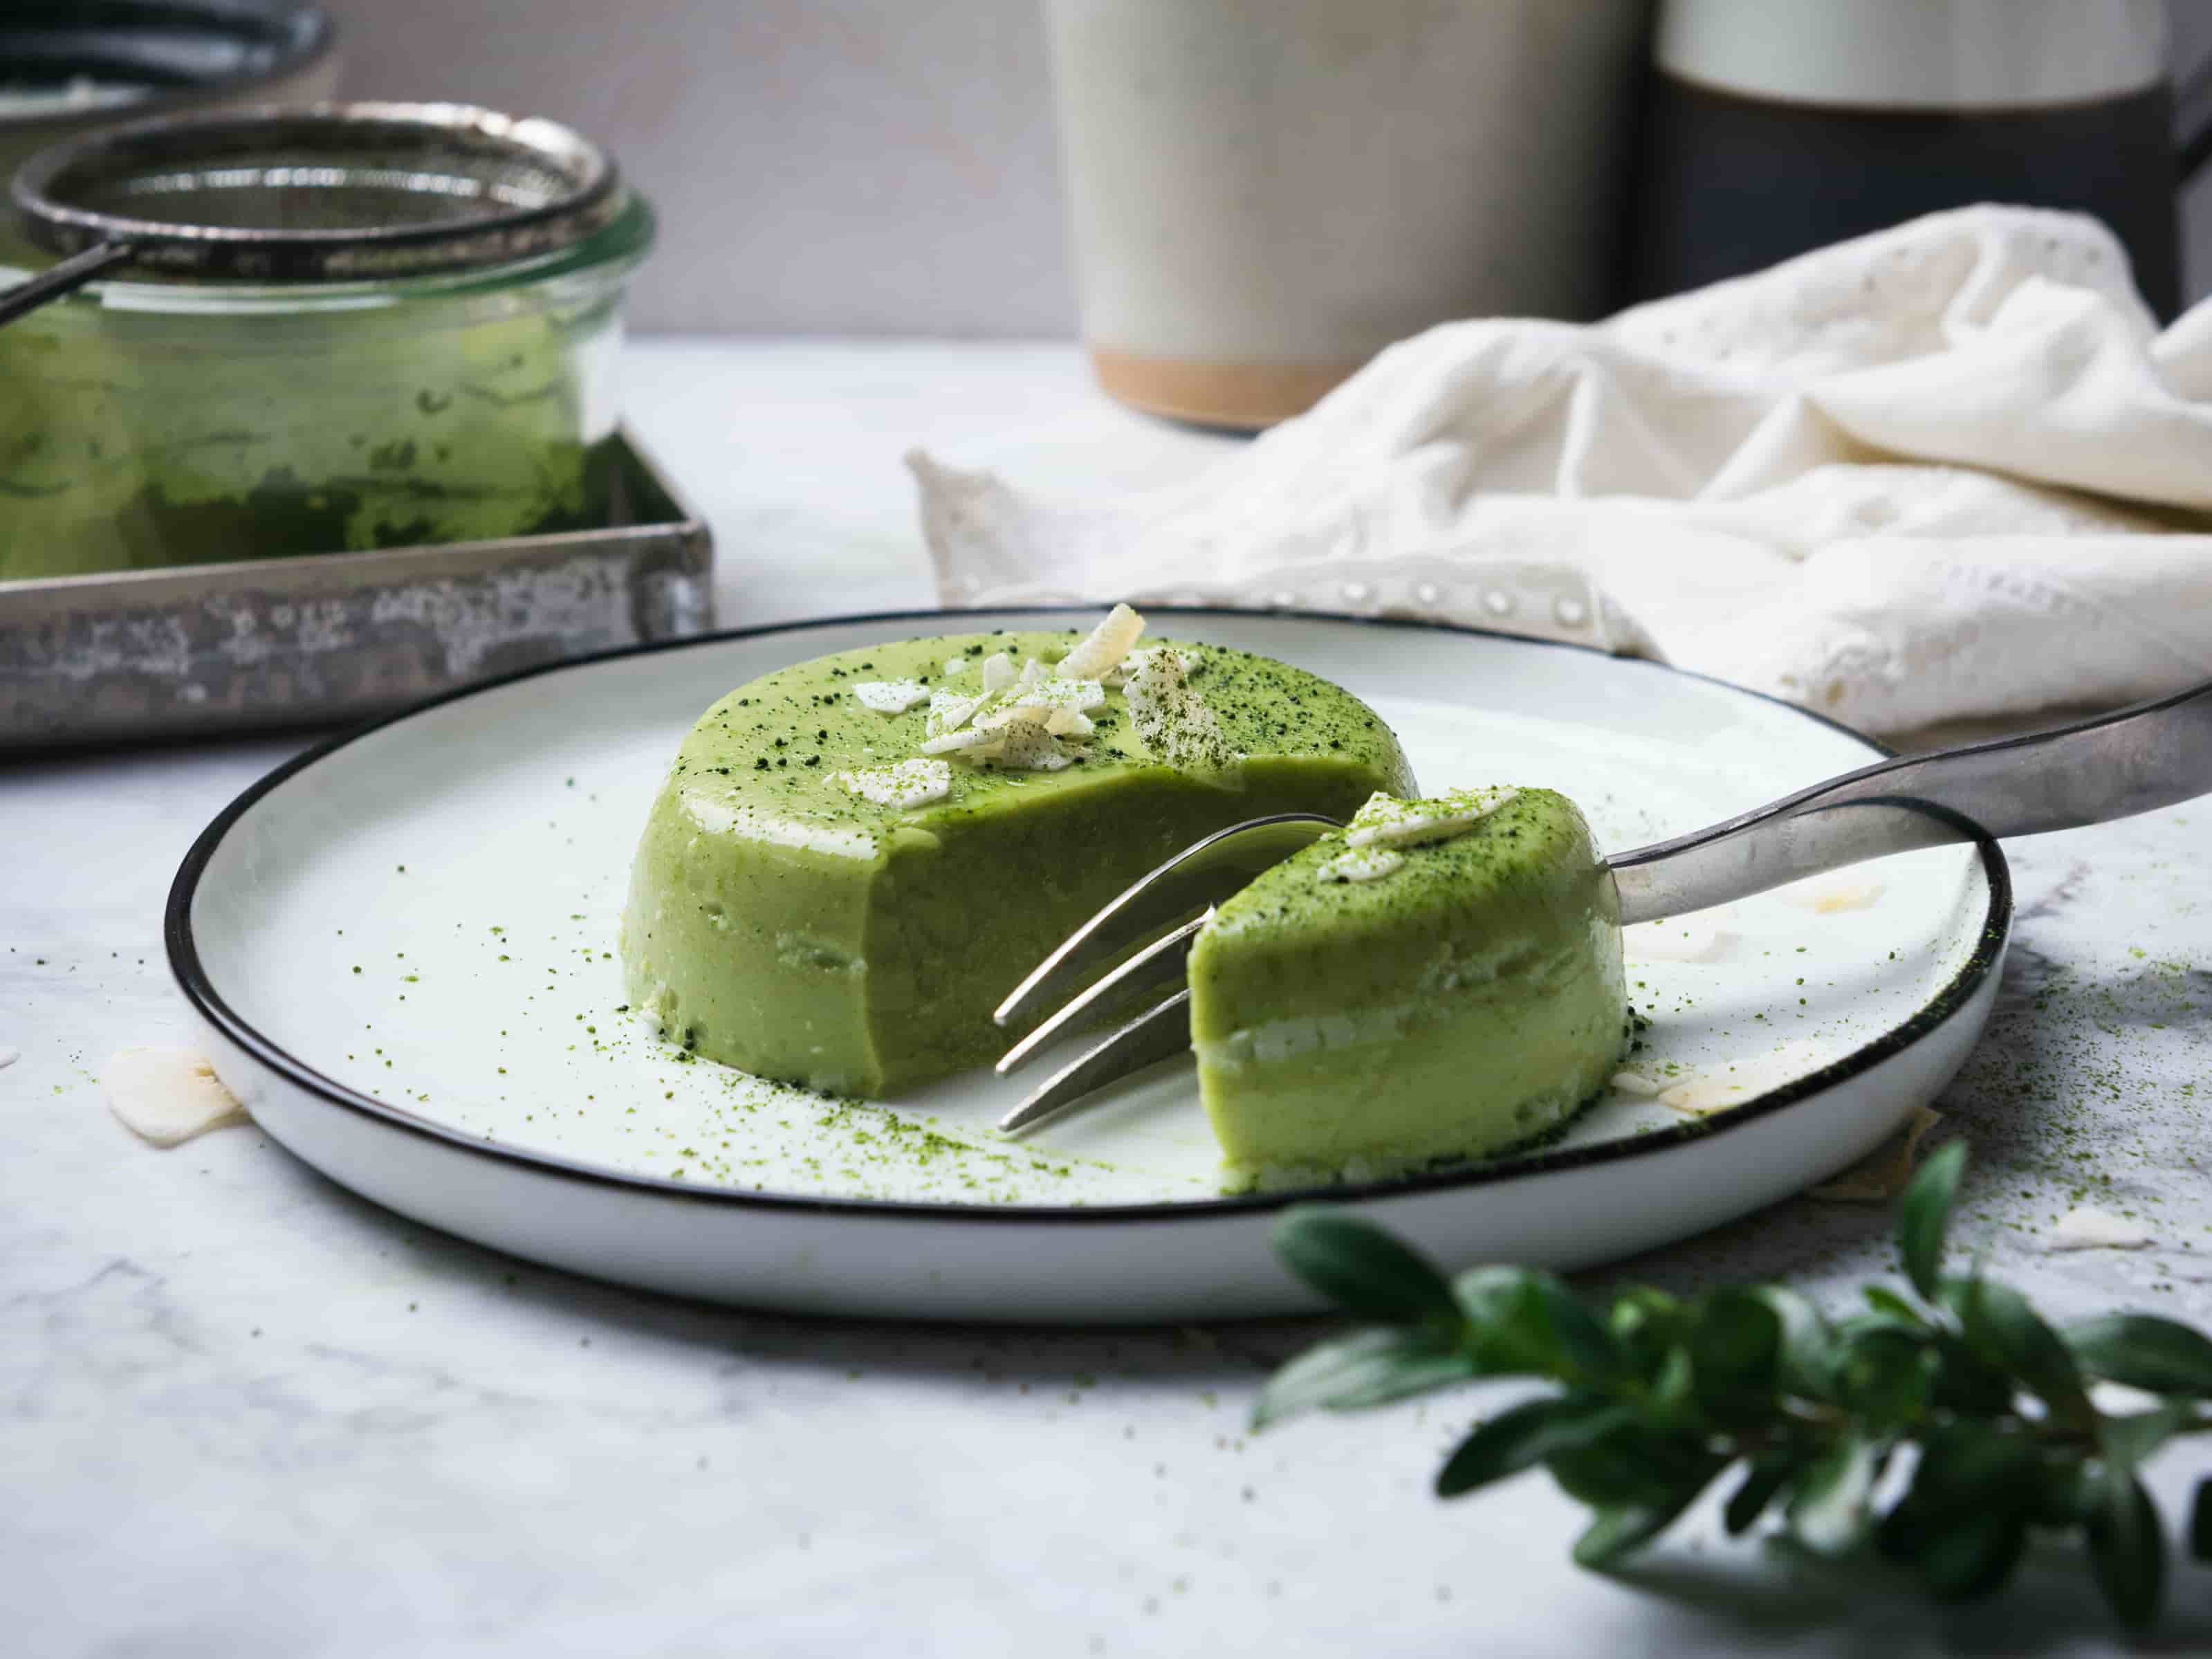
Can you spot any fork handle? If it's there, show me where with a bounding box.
[1607,677,2212,926]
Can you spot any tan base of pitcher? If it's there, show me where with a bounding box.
[1087,346,1364,430]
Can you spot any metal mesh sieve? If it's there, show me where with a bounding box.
[1,100,622,320]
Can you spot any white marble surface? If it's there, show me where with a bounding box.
[6,339,2211,1656]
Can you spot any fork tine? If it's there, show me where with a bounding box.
[992,813,1336,1034]
[997,989,1192,1137]
[995,911,1208,1077]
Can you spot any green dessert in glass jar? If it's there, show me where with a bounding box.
[0,190,653,578]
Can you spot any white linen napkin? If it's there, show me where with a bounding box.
[910,206,2212,735]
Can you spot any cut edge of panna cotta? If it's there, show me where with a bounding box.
[620,607,1419,1097]
[1188,785,1629,1186]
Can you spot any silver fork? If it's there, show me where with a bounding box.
[991,675,2212,1136]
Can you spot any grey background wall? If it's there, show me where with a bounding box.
[320,0,2212,336]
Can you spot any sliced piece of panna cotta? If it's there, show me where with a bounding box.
[620,608,1417,1095]
[1187,786,1628,1179]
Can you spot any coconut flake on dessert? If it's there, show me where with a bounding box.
[1316,847,1405,884]
[1345,786,1520,849]
[1127,646,1235,773]
[851,679,930,715]
[919,724,1002,757]
[975,676,1104,726]
[993,718,1074,771]
[1118,645,1201,683]
[980,652,1016,694]
[941,656,968,677]
[925,688,985,736]
[838,758,954,808]
[1057,603,1146,680]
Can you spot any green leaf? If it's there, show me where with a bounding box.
[2191,1476,2212,1563]
[2084,1468,2165,1633]
[1897,1139,1966,1301]
[1912,1507,2029,1603]
[1568,1457,1727,1570]
[2067,1312,2212,1397]
[1453,1267,1561,1375]
[1831,1324,1933,1431]
[1723,1454,1795,1537]
[2099,1400,2200,1470]
[1607,1285,1686,1375]
[1648,1344,1698,1431]
[1787,1435,1879,1556]
[1251,1326,1474,1430]
[1756,1287,1836,1400]
[1876,1420,2040,1566]
[1452,1266,1626,1384]
[1926,1329,2018,1417]
[1944,1275,2088,1419]
[2030,1454,2090,1528]
[1685,1288,1782,1423]
[1434,1395,1629,1498]
[1272,1208,1459,1323]
[1539,1276,1631,1385]
[1572,1506,1675,1570]
[1861,1285,1927,1326]
[1547,1424,1719,1510]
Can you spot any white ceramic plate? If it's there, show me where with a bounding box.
[170,609,2009,1321]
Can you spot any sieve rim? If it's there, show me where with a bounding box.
[8,98,624,282]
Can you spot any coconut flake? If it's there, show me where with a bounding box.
[919,725,1004,758]
[976,677,1105,730]
[925,688,984,736]
[992,718,1074,771]
[1031,676,1106,711]
[102,1046,248,1146]
[980,652,1015,694]
[1345,787,1520,850]
[941,656,968,677]
[1126,647,1235,773]
[838,758,953,808]
[1316,847,1404,884]
[1119,645,1200,684]
[2046,1206,2156,1252]
[1015,657,1048,690]
[1058,603,1146,679]
[1625,919,1738,965]
[851,679,930,715]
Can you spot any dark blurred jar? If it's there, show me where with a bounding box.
[0,2,338,271]
[1630,0,2206,318]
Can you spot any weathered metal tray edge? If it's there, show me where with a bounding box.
[0,425,714,753]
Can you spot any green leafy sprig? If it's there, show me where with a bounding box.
[1255,1144,2212,1631]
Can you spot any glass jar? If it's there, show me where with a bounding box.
[0,190,654,580]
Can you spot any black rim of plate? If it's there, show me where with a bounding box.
[166,606,2014,1226]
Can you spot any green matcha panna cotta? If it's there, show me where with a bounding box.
[620,608,1417,1096]
[620,607,1630,1177]
[1188,786,1628,1177]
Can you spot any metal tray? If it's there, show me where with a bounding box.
[0,427,712,752]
